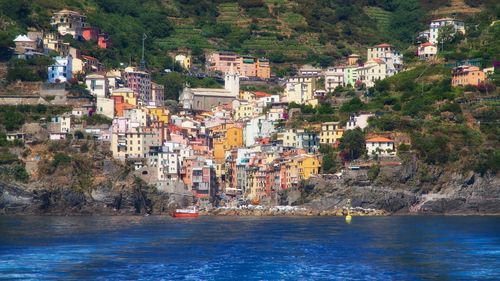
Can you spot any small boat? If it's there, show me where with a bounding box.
[171,206,199,218]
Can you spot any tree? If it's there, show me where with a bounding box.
[0,32,14,61]
[389,0,424,43]
[437,24,457,51]
[339,128,365,161]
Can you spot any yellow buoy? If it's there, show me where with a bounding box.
[345,214,352,223]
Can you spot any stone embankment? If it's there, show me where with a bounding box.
[202,205,387,216]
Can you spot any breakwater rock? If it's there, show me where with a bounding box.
[202,205,387,216]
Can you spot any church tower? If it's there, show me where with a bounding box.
[224,63,239,97]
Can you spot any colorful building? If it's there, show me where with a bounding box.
[48,56,72,83]
[51,10,86,39]
[451,65,486,87]
[320,122,344,145]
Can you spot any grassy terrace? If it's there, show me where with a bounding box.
[363,7,392,33]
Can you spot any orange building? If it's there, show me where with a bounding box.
[452,65,485,87]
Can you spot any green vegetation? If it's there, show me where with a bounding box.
[0,105,71,131]
[339,129,366,161]
[83,114,112,126]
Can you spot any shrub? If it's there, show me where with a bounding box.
[367,165,380,181]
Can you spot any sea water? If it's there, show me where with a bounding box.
[0,216,499,280]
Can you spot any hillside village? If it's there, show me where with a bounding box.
[0,3,499,212]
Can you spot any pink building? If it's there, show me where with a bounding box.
[124,69,151,105]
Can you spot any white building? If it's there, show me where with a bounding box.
[417,42,438,60]
[85,73,108,98]
[346,113,374,131]
[96,97,115,119]
[367,43,403,76]
[366,137,395,157]
[284,76,316,104]
[224,63,240,97]
[429,18,465,44]
[48,56,72,83]
[357,59,387,88]
[243,115,275,146]
[324,67,345,92]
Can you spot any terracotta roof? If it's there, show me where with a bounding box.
[254,91,271,97]
[82,55,97,61]
[366,137,394,143]
[372,58,385,64]
[420,42,434,47]
[375,43,392,48]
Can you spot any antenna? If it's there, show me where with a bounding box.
[140,33,147,70]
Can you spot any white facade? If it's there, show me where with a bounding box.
[284,77,315,104]
[366,137,395,157]
[124,108,148,126]
[429,18,465,44]
[85,74,108,98]
[357,60,387,88]
[346,114,374,131]
[244,115,275,146]
[96,97,115,119]
[417,43,438,60]
[48,56,72,83]
[224,63,240,97]
[61,115,71,133]
[324,69,345,92]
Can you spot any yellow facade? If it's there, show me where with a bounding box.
[213,127,243,161]
[239,91,256,102]
[148,108,169,123]
[235,103,254,120]
[285,159,299,189]
[320,122,344,145]
[298,156,321,180]
[113,89,137,106]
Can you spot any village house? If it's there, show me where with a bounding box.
[51,10,86,39]
[320,122,344,145]
[175,54,192,70]
[206,51,270,79]
[85,73,108,98]
[417,42,438,60]
[366,137,396,157]
[346,113,374,131]
[451,65,486,87]
[428,18,465,44]
[284,76,316,105]
[48,56,72,83]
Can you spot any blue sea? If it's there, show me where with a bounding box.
[0,216,499,280]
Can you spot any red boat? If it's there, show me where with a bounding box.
[171,207,199,218]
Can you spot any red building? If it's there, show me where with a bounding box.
[82,27,99,41]
[98,33,112,49]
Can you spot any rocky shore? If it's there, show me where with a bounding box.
[201,205,388,217]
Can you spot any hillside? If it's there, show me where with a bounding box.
[0,0,498,71]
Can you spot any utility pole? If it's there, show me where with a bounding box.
[140,33,147,70]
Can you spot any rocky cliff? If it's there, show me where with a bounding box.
[292,158,500,215]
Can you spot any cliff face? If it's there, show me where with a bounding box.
[295,159,500,215]
[0,181,194,215]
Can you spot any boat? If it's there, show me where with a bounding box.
[171,206,199,218]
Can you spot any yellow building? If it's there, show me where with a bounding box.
[175,54,192,70]
[285,159,300,189]
[148,107,170,123]
[297,155,321,180]
[213,127,243,161]
[112,88,138,106]
[235,102,254,120]
[239,91,256,102]
[320,122,344,145]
